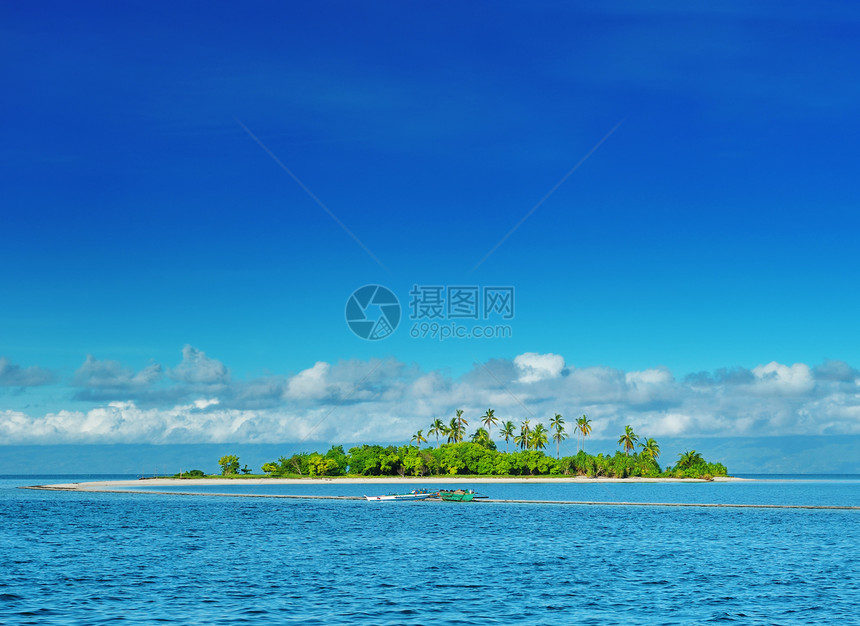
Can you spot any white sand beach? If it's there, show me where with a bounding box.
[39,475,746,490]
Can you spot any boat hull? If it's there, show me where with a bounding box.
[438,489,476,502]
[364,491,431,501]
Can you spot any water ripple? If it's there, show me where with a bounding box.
[1,480,859,623]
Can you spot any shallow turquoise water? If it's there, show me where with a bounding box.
[121,475,860,507]
[2,476,859,624]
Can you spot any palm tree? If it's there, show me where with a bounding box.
[481,409,498,442]
[447,417,459,443]
[411,430,427,449]
[530,423,548,451]
[640,437,660,461]
[676,449,703,469]
[455,409,468,443]
[515,419,531,450]
[428,418,445,448]
[618,424,638,456]
[550,414,567,459]
[577,414,592,453]
[499,420,516,453]
[470,427,493,448]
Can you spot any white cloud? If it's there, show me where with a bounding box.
[643,412,691,437]
[624,367,676,405]
[626,367,673,387]
[169,345,230,385]
[513,352,565,383]
[194,398,220,410]
[0,402,269,444]
[4,353,860,445]
[411,372,447,398]
[285,362,331,400]
[73,355,161,390]
[0,357,54,387]
[751,362,814,395]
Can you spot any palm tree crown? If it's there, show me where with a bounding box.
[428,418,445,448]
[530,423,548,450]
[676,449,704,469]
[455,409,468,443]
[470,427,493,449]
[618,424,638,456]
[499,420,516,453]
[411,430,427,449]
[515,419,531,450]
[551,414,567,459]
[447,417,460,443]
[481,409,498,441]
[640,437,660,460]
[577,414,592,453]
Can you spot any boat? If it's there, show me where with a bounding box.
[364,489,431,502]
[438,488,478,502]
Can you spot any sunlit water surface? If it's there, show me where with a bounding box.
[2,475,859,624]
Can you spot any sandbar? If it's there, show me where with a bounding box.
[34,475,746,491]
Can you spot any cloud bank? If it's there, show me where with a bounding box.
[0,357,55,388]
[2,349,860,446]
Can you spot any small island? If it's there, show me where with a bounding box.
[196,412,728,481]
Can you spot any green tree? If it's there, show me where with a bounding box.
[447,417,460,443]
[428,418,445,448]
[515,419,531,450]
[401,447,427,476]
[618,425,638,456]
[550,414,567,459]
[676,449,704,469]
[455,409,468,442]
[481,409,498,442]
[261,462,279,475]
[307,453,339,476]
[576,414,592,453]
[276,455,294,475]
[378,450,402,476]
[530,423,548,451]
[470,427,495,450]
[499,420,516,453]
[277,453,312,476]
[218,454,240,476]
[440,445,466,474]
[411,429,427,449]
[173,469,205,478]
[325,445,348,475]
[640,437,661,461]
[346,445,387,475]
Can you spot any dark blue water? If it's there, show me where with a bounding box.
[2,476,859,624]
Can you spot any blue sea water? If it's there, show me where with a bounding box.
[2,475,859,625]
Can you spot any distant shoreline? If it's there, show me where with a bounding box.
[34,475,747,490]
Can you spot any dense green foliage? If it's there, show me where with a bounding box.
[258,443,727,479]
[261,446,350,477]
[172,469,205,478]
[218,454,240,475]
[233,414,727,480]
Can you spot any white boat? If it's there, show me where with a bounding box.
[364,489,431,501]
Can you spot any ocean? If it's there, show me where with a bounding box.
[2,475,859,624]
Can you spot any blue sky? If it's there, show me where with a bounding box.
[2,2,859,468]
